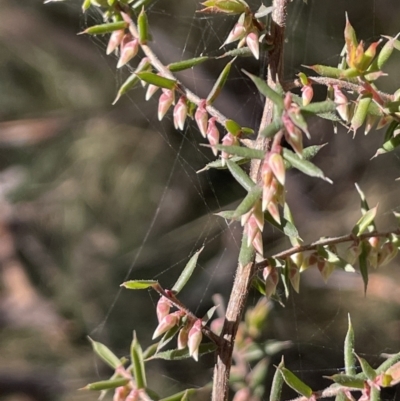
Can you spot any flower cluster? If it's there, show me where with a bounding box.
[154,295,203,361]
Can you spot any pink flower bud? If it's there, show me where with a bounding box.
[158,90,174,121]
[263,266,279,298]
[245,215,259,246]
[126,389,139,401]
[333,85,350,122]
[206,117,220,156]
[221,133,235,161]
[262,178,278,212]
[107,29,125,55]
[317,260,335,283]
[223,23,246,46]
[195,101,208,138]
[173,96,188,130]
[156,296,171,323]
[152,312,179,339]
[210,317,224,335]
[117,35,139,68]
[253,201,264,232]
[188,319,203,361]
[246,31,259,60]
[267,199,281,224]
[145,84,159,101]
[268,152,286,186]
[252,230,263,255]
[288,259,300,292]
[177,327,189,349]
[283,115,303,155]
[301,84,314,106]
[378,242,398,266]
[114,386,130,401]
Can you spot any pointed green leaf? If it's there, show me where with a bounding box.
[136,72,176,90]
[226,159,255,191]
[122,280,158,290]
[197,156,247,172]
[301,100,337,115]
[285,144,327,168]
[81,21,128,35]
[317,246,355,272]
[225,119,242,136]
[279,367,313,397]
[172,247,203,294]
[214,210,236,220]
[358,240,369,294]
[242,70,284,111]
[143,342,159,360]
[233,186,262,218]
[264,211,300,240]
[355,353,377,380]
[355,183,371,215]
[81,378,130,391]
[217,47,253,59]
[249,358,269,389]
[270,357,285,401]
[260,118,283,138]
[131,332,147,388]
[89,338,122,369]
[213,145,264,159]
[288,110,310,139]
[252,275,266,296]
[352,205,378,236]
[157,324,181,352]
[283,203,301,246]
[159,389,197,401]
[282,148,332,183]
[137,7,149,44]
[303,64,345,78]
[239,232,256,267]
[377,352,400,374]
[168,57,209,72]
[146,343,217,361]
[324,374,365,389]
[206,59,234,105]
[345,314,356,375]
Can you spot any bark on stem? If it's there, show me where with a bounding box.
[211,1,288,401]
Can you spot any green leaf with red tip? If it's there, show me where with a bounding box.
[172,247,203,294]
[279,367,313,397]
[355,353,377,381]
[89,337,122,369]
[136,72,176,90]
[168,57,209,72]
[352,205,378,236]
[146,343,217,361]
[80,378,130,391]
[131,332,147,388]
[206,59,234,105]
[282,148,332,183]
[122,280,158,290]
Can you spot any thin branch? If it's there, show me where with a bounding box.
[256,229,400,270]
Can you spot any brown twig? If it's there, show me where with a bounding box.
[256,229,400,270]
[211,1,289,401]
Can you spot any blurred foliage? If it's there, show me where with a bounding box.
[1,0,400,400]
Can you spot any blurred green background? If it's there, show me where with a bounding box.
[1,0,400,400]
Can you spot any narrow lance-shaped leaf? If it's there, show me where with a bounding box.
[355,183,371,215]
[300,100,337,115]
[249,358,269,389]
[317,246,355,272]
[284,144,327,170]
[168,56,209,72]
[270,357,285,401]
[358,240,369,294]
[324,374,365,389]
[172,247,204,294]
[260,119,283,138]
[226,159,255,191]
[213,144,264,159]
[80,378,130,391]
[264,211,300,240]
[355,353,377,381]
[351,96,372,132]
[233,186,262,218]
[197,156,247,173]
[122,280,158,290]
[136,72,177,90]
[131,0,152,10]
[80,21,128,35]
[352,204,378,236]
[242,70,284,111]
[146,343,217,361]
[131,332,147,389]
[279,367,313,397]
[137,7,149,44]
[157,325,181,352]
[239,231,256,267]
[377,352,400,374]
[303,64,346,78]
[282,148,332,183]
[89,337,122,369]
[283,203,301,246]
[159,388,197,401]
[252,275,267,296]
[206,59,234,105]
[345,314,356,375]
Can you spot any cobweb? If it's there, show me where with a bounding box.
[81,0,400,397]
